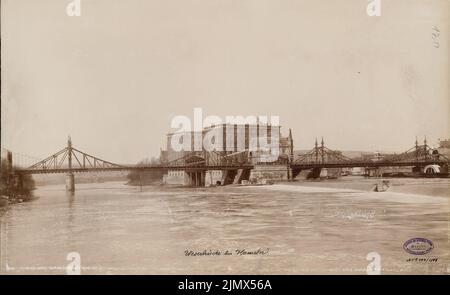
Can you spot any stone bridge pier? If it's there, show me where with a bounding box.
[66,172,75,192]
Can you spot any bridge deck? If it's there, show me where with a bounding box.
[290,160,448,170]
[12,138,448,175]
[15,160,448,174]
[16,165,255,174]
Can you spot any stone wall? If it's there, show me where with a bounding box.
[165,170,189,185]
[249,164,291,182]
[204,170,224,186]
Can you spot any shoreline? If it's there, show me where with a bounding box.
[0,193,37,208]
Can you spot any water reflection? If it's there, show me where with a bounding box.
[66,191,76,251]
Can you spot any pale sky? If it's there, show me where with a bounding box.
[1,0,449,164]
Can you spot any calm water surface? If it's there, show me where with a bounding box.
[0,177,449,274]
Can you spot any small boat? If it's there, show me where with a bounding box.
[372,181,390,192]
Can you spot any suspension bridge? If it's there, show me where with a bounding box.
[290,138,449,178]
[2,136,448,191]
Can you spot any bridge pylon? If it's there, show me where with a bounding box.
[66,136,75,192]
[23,137,125,192]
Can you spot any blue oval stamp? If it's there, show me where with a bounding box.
[403,238,434,255]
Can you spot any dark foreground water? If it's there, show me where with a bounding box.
[0,177,449,274]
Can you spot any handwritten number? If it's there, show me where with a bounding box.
[432,26,440,48]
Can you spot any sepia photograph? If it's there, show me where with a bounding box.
[0,0,449,279]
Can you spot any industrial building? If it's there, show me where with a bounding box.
[160,123,294,186]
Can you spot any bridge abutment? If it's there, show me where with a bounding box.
[65,172,75,192]
[249,165,291,182]
[307,167,322,179]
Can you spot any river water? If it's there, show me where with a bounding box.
[0,177,449,274]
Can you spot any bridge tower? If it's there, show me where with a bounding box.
[315,138,318,163]
[65,136,75,192]
[423,136,428,162]
[288,128,294,164]
[415,137,419,162]
[412,137,420,173]
[5,151,13,197]
[321,137,325,164]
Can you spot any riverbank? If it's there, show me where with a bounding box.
[1,163,37,208]
[0,193,37,208]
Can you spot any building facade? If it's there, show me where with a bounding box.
[161,123,294,186]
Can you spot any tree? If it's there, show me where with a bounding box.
[127,157,164,185]
[0,161,35,201]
